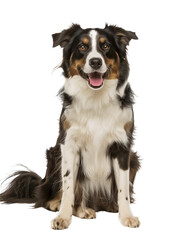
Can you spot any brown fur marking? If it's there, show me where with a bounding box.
[105,52,120,79]
[100,37,106,43]
[124,121,133,135]
[82,37,89,44]
[62,114,71,130]
[64,119,71,130]
[69,53,86,76]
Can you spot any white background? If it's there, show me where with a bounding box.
[0,0,181,239]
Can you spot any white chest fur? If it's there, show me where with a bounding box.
[63,76,132,195]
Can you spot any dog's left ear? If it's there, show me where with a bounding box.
[52,24,82,48]
[105,24,138,45]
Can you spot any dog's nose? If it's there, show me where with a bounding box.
[89,58,102,70]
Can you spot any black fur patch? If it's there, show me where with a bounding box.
[35,143,62,208]
[107,142,130,170]
[60,90,73,108]
[77,151,86,182]
[64,170,70,177]
[0,170,41,204]
[52,24,82,48]
[57,112,66,144]
[117,84,135,109]
[56,90,73,144]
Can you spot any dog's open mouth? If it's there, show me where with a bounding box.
[88,72,103,89]
[78,67,109,90]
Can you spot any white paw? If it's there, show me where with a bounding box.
[120,216,140,228]
[74,207,96,219]
[51,217,71,230]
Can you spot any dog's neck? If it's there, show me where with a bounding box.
[63,75,122,110]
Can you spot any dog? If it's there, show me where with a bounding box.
[0,24,140,229]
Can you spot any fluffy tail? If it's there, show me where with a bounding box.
[0,168,42,204]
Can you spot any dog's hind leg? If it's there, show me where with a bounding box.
[34,144,62,209]
[45,191,62,211]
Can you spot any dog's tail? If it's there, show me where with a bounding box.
[0,167,42,204]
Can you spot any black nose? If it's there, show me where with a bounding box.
[89,58,102,70]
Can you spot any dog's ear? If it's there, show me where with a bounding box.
[52,24,82,48]
[105,24,138,45]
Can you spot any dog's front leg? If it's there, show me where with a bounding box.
[113,147,140,228]
[51,143,79,230]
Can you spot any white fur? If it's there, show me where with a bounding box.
[63,75,132,197]
[83,30,107,74]
[113,160,132,218]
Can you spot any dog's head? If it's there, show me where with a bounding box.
[52,24,138,90]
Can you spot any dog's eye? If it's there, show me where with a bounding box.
[78,44,88,52]
[102,43,110,51]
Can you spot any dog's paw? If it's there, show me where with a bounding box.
[46,192,62,212]
[74,207,96,219]
[120,216,140,228]
[51,217,71,230]
[46,200,60,212]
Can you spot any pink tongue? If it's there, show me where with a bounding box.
[89,76,103,87]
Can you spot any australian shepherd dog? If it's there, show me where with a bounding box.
[0,24,141,229]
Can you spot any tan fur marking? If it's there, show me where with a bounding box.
[82,37,89,44]
[105,52,120,80]
[100,37,106,43]
[124,121,133,134]
[69,53,86,76]
[62,114,71,130]
[64,119,71,130]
